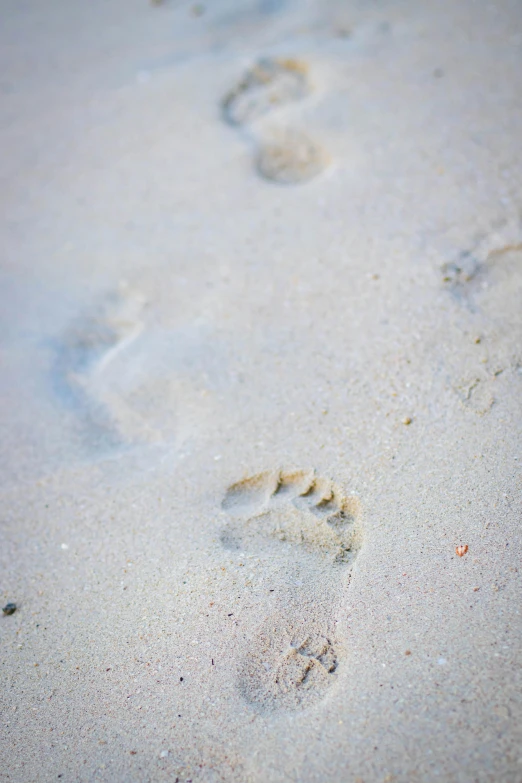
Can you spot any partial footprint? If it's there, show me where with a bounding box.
[222,58,311,126]
[256,128,329,185]
[222,58,329,185]
[221,469,362,712]
[238,621,342,713]
[454,375,496,416]
[222,469,359,560]
[53,285,149,445]
[441,224,522,411]
[441,222,522,318]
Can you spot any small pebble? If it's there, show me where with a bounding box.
[2,603,16,615]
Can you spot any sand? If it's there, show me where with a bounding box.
[0,0,521,781]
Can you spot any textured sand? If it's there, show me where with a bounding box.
[1,1,521,781]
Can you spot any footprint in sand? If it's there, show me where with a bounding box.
[454,375,496,416]
[222,58,311,126]
[441,229,522,319]
[221,58,329,185]
[53,286,150,445]
[256,128,330,185]
[442,226,522,411]
[220,469,362,712]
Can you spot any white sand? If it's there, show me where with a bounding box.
[1,0,521,780]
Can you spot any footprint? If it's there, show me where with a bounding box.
[222,58,329,185]
[220,469,362,712]
[442,226,522,411]
[441,250,482,298]
[222,58,311,126]
[454,375,495,416]
[441,225,522,317]
[53,286,149,446]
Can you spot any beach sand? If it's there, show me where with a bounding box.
[0,1,521,781]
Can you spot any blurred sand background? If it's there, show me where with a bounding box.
[0,0,521,781]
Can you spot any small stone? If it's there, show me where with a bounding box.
[2,603,16,615]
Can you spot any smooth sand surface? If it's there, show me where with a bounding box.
[1,1,521,781]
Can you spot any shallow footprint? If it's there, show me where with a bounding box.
[221,469,362,712]
[256,128,329,185]
[441,223,522,318]
[222,57,311,126]
[441,228,522,397]
[53,285,147,445]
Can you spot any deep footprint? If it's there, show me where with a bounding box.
[221,469,362,712]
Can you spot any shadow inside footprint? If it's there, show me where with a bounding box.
[220,469,362,712]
